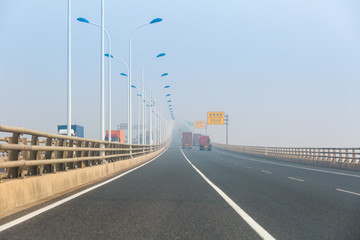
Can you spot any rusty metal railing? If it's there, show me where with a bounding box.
[0,125,164,179]
[213,143,360,166]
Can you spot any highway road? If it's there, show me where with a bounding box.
[1,138,360,239]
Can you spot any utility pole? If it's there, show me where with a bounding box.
[225,114,229,145]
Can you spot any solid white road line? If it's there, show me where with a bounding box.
[336,188,360,196]
[287,177,305,182]
[180,148,276,240]
[261,170,272,174]
[0,146,170,233]
[214,149,360,178]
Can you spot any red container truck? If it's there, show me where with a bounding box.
[105,130,124,143]
[199,135,212,151]
[193,133,201,146]
[182,132,193,149]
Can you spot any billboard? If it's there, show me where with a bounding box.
[207,112,225,125]
[194,120,206,129]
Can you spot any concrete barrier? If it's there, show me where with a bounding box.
[213,143,360,171]
[0,146,167,218]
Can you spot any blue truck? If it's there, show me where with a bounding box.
[57,125,84,138]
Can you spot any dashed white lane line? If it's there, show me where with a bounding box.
[336,188,360,196]
[287,177,305,182]
[234,163,239,166]
[180,148,276,240]
[261,170,272,174]
[214,149,360,178]
[246,166,253,169]
[0,146,170,233]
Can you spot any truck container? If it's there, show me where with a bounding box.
[199,135,212,151]
[57,125,84,138]
[105,130,124,143]
[182,132,193,149]
[193,133,201,146]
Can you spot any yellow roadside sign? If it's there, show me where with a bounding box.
[207,111,225,125]
[195,120,205,129]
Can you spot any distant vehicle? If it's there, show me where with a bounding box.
[182,132,192,149]
[57,125,84,138]
[193,133,201,146]
[199,135,212,151]
[105,130,124,143]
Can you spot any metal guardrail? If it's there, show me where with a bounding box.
[213,143,360,165]
[0,125,163,179]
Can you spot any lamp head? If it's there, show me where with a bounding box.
[156,53,166,58]
[150,18,163,24]
[77,17,90,23]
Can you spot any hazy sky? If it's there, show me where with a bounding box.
[1,0,360,147]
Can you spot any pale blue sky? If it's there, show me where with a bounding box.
[1,0,360,147]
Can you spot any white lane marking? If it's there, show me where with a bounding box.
[234,163,239,166]
[261,170,272,174]
[287,177,305,182]
[246,166,253,169]
[180,148,276,240]
[0,146,170,233]
[214,149,360,178]
[336,188,360,196]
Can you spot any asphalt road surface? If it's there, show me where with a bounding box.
[1,138,359,240]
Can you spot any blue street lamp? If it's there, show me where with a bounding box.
[129,18,163,144]
[77,16,111,142]
[156,53,166,58]
[141,53,166,145]
[150,18,163,24]
[149,72,169,145]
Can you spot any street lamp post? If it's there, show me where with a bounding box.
[129,18,163,144]
[141,53,166,144]
[136,93,142,143]
[119,72,128,141]
[67,0,72,137]
[160,102,174,144]
[101,0,105,144]
[105,54,130,142]
[151,84,170,145]
[128,76,143,144]
[149,73,168,145]
[77,17,112,142]
[77,15,109,142]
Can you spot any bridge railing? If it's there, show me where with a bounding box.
[0,125,162,179]
[213,143,360,166]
